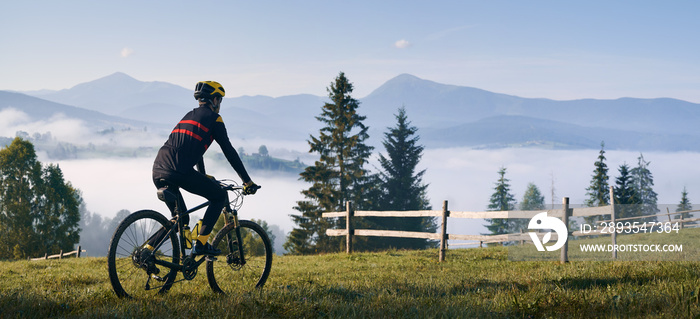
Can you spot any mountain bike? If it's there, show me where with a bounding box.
[107,179,271,299]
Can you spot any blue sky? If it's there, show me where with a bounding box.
[2,1,699,102]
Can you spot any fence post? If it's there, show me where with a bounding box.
[346,201,354,254]
[561,197,570,264]
[610,186,617,259]
[59,250,63,260]
[77,245,82,258]
[439,200,449,262]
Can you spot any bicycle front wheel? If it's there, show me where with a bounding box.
[206,220,272,294]
[107,210,180,299]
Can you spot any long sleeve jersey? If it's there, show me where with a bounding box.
[153,105,251,184]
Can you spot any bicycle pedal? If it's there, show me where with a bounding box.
[206,256,217,262]
[152,274,166,282]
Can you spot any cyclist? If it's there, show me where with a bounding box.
[151,81,259,256]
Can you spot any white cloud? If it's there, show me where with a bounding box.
[394,39,411,49]
[0,108,87,142]
[0,108,30,133]
[120,47,134,58]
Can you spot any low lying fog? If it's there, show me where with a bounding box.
[5,108,700,244]
[50,148,700,239]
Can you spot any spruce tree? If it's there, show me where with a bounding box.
[676,187,694,224]
[630,153,659,221]
[520,183,545,211]
[514,183,546,233]
[585,142,610,207]
[613,163,642,219]
[584,142,610,224]
[375,107,435,250]
[485,167,516,235]
[285,72,375,254]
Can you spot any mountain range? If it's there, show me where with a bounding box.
[3,72,700,151]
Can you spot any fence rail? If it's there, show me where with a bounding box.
[323,186,697,262]
[30,246,86,261]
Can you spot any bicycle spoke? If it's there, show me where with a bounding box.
[108,210,180,299]
[206,220,272,294]
[108,182,271,298]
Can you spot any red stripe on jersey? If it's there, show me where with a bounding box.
[179,120,209,132]
[172,129,203,141]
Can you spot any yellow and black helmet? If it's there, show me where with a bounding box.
[194,81,225,100]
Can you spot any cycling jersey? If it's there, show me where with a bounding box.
[152,104,252,236]
[153,105,251,184]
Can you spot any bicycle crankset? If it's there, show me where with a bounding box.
[182,256,197,280]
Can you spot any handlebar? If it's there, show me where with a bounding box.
[218,179,260,211]
[219,180,242,191]
[218,179,261,193]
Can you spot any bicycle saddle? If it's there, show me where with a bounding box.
[156,185,178,205]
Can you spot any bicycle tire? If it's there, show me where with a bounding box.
[107,209,180,298]
[206,220,272,294]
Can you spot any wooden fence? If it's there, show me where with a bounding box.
[323,187,699,262]
[29,246,86,261]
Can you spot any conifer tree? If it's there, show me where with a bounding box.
[585,142,610,207]
[584,142,610,224]
[520,183,545,211]
[375,107,435,249]
[514,183,546,233]
[485,167,516,235]
[630,153,659,221]
[676,187,694,224]
[285,72,375,254]
[613,163,642,219]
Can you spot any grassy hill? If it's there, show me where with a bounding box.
[2,247,700,318]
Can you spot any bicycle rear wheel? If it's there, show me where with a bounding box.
[107,209,180,298]
[206,220,272,294]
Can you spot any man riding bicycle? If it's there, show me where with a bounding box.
[151,80,259,256]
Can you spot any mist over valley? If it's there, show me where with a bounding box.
[3,73,700,255]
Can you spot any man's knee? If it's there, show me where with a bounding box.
[208,187,227,205]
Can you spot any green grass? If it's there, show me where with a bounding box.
[510,225,700,262]
[2,248,700,318]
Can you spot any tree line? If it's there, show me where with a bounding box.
[0,138,81,259]
[0,137,145,259]
[485,142,694,235]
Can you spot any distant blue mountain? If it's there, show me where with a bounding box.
[32,72,192,117]
[360,74,700,150]
[361,74,700,136]
[421,115,700,151]
[7,72,700,151]
[0,90,145,130]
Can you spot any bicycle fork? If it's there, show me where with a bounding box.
[224,207,246,266]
